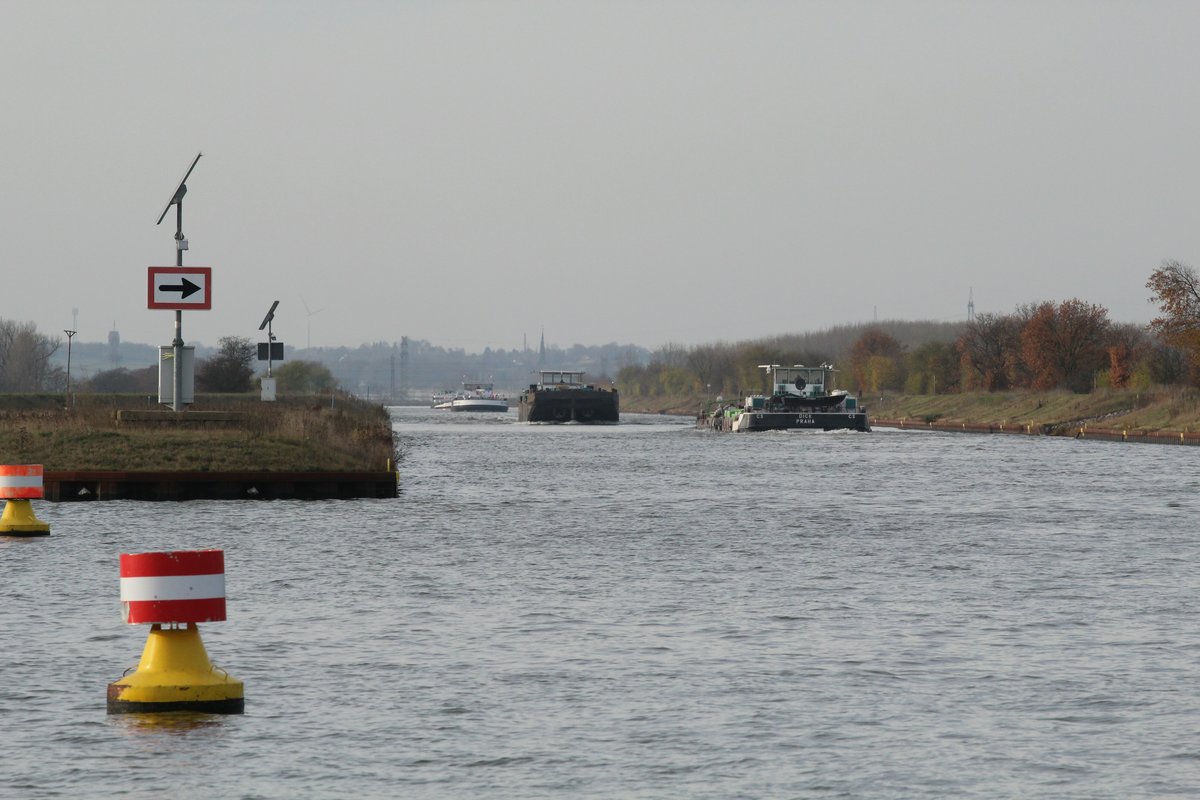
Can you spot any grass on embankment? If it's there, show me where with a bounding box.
[623,387,1200,434]
[868,388,1200,433]
[0,393,396,472]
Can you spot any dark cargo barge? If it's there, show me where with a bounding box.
[518,371,619,423]
[699,364,869,433]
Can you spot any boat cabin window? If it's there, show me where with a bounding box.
[760,364,839,395]
[539,371,585,387]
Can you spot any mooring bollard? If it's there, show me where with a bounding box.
[107,549,244,714]
[0,465,50,536]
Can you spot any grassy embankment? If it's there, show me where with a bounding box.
[624,388,1200,434]
[0,393,396,472]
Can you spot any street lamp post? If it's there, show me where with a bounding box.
[64,329,76,409]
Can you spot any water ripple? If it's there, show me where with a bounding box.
[2,410,1198,798]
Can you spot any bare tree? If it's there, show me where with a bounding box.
[957,312,1022,391]
[650,341,690,368]
[0,319,61,391]
[196,336,256,392]
[685,344,722,391]
[1146,341,1188,385]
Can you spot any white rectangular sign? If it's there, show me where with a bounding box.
[147,267,212,310]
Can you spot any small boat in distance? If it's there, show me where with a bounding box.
[449,382,509,413]
[699,364,869,432]
[518,370,619,423]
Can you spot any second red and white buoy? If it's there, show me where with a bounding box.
[107,549,244,714]
[0,465,51,536]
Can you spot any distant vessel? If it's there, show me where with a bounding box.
[449,382,509,413]
[430,391,454,410]
[518,370,619,423]
[699,364,869,432]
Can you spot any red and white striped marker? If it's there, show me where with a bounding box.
[0,465,44,499]
[119,550,227,624]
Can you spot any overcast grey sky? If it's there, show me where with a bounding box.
[3,1,1198,353]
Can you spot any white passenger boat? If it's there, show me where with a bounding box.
[449,382,509,412]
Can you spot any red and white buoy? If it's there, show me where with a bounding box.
[0,465,50,536]
[107,549,244,714]
[120,549,227,624]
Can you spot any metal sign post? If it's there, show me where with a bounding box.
[257,301,283,402]
[156,153,202,412]
[64,329,76,409]
[258,301,280,378]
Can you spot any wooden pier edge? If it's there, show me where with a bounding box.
[43,470,399,501]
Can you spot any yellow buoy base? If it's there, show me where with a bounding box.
[0,499,50,536]
[107,623,244,714]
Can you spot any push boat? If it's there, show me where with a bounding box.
[518,370,619,423]
[698,364,869,432]
[449,382,509,412]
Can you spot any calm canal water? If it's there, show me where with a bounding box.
[2,406,1198,799]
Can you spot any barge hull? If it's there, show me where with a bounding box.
[450,403,509,412]
[706,411,870,433]
[518,391,619,423]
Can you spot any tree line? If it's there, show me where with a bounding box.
[0,331,337,396]
[618,260,1200,398]
[85,337,339,395]
[62,336,651,398]
[6,260,1200,398]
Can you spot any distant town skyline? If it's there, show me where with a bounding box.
[4,2,1198,352]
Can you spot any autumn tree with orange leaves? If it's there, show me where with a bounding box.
[1147,260,1200,376]
[1106,323,1149,389]
[1019,299,1111,392]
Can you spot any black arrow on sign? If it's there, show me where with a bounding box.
[158,277,202,299]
